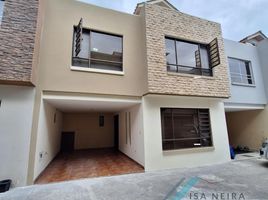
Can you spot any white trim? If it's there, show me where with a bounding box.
[231,82,256,87]
[71,66,124,76]
[224,104,265,112]
[42,93,142,104]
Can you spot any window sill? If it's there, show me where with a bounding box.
[231,82,256,87]
[167,72,215,80]
[71,66,124,76]
[163,146,215,155]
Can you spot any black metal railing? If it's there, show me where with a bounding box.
[167,64,212,76]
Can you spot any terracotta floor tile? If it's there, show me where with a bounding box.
[35,148,144,184]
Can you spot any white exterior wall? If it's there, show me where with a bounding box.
[34,100,63,180]
[142,95,230,171]
[0,85,35,186]
[257,39,268,99]
[224,39,267,107]
[119,104,144,166]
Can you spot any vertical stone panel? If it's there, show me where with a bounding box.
[0,0,39,85]
[144,4,230,98]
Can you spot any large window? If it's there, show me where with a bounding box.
[228,58,254,85]
[72,28,123,71]
[161,108,212,150]
[165,37,221,76]
[0,0,5,24]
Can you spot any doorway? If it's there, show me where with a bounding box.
[60,132,75,152]
[114,115,119,150]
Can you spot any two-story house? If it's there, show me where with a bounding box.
[0,0,267,187]
[27,0,231,185]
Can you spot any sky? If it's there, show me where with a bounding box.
[78,0,268,41]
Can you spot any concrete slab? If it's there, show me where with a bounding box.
[1,158,268,200]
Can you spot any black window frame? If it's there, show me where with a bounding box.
[228,57,254,86]
[165,37,213,76]
[160,108,213,151]
[72,27,123,72]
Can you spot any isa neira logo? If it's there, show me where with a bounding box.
[164,177,245,200]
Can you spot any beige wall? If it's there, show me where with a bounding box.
[34,101,63,180]
[38,0,147,96]
[63,113,114,149]
[119,104,145,166]
[226,106,268,151]
[141,4,230,98]
[143,95,230,171]
[0,85,35,186]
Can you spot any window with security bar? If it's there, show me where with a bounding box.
[161,108,213,150]
[228,57,254,85]
[165,37,220,76]
[72,20,123,71]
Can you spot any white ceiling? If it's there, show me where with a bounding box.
[45,97,141,113]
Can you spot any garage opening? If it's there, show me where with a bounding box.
[225,106,265,160]
[34,94,144,184]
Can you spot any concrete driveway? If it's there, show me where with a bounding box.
[1,158,268,200]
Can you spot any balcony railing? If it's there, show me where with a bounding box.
[167,64,212,76]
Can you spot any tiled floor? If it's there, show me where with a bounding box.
[35,148,144,184]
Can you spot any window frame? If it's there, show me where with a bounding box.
[160,108,213,151]
[228,57,255,86]
[165,37,213,76]
[71,26,124,73]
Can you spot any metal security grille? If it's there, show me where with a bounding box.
[209,38,220,68]
[161,108,212,150]
[75,18,83,57]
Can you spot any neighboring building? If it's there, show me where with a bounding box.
[0,0,267,187]
[224,31,268,151]
[0,0,44,186]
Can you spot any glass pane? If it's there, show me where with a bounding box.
[245,62,253,84]
[176,41,199,67]
[165,39,176,65]
[162,109,174,140]
[173,114,197,139]
[200,46,209,69]
[162,141,174,150]
[228,58,240,73]
[167,65,177,72]
[177,66,202,75]
[239,60,247,75]
[90,31,122,71]
[174,139,201,149]
[229,58,253,84]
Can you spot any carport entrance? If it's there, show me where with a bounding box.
[34,93,144,184]
[225,105,265,159]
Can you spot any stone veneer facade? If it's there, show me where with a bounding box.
[0,0,39,85]
[141,4,230,98]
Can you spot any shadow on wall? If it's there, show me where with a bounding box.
[34,101,63,180]
[226,108,268,151]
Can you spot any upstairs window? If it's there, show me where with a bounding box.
[161,108,212,150]
[228,58,254,85]
[165,37,220,76]
[0,0,5,24]
[72,27,123,72]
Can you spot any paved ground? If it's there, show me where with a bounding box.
[1,157,268,200]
